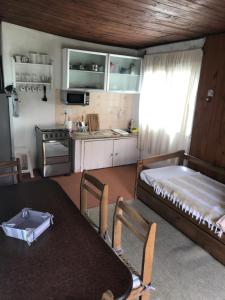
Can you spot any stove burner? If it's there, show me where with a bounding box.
[35,125,70,140]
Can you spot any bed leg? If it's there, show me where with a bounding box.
[134,160,143,200]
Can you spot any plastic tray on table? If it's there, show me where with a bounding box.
[1,208,54,246]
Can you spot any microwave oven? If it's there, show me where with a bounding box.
[62,91,90,105]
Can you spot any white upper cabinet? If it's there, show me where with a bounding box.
[62,49,107,91]
[107,54,142,93]
[62,48,142,93]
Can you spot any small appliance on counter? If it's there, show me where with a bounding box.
[35,125,72,177]
[128,119,139,134]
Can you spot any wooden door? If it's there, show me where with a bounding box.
[83,140,113,170]
[113,137,139,167]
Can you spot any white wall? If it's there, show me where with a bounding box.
[1,22,139,168]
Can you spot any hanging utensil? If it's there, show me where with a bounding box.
[42,85,47,102]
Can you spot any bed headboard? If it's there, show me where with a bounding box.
[185,154,225,183]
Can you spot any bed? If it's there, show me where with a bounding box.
[136,150,225,265]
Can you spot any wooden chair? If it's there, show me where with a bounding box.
[0,158,22,184]
[112,197,157,300]
[80,170,109,239]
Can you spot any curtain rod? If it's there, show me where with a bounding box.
[145,38,205,56]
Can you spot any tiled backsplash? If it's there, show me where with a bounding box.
[55,90,139,129]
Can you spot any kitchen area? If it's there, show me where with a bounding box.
[1,22,141,178]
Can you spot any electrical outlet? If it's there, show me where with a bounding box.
[206,89,215,102]
[64,108,72,115]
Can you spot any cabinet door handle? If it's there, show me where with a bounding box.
[115,153,118,156]
[110,153,113,157]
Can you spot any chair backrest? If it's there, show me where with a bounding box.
[80,170,108,238]
[0,158,22,184]
[112,197,157,290]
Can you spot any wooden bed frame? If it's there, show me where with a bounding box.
[135,150,225,265]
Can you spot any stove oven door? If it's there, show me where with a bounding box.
[43,139,70,165]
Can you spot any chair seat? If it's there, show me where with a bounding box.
[85,213,99,231]
[114,250,142,289]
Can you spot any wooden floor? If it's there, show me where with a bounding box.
[52,165,136,208]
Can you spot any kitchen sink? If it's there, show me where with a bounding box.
[73,129,121,139]
[90,130,119,136]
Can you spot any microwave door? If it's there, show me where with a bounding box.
[62,91,89,105]
[67,93,84,104]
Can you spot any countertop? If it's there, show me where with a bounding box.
[72,129,138,140]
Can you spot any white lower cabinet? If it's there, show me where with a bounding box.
[113,138,139,167]
[83,140,114,170]
[73,136,139,172]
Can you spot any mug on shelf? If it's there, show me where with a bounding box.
[29,52,40,64]
[31,86,37,92]
[35,53,41,64]
[17,84,43,93]
[29,52,36,63]
[19,85,25,92]
[21,56,29,63]
[26,86,31,92]
[40,53,49,64]
[14,55,22,63]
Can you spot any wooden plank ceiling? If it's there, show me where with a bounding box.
[1,0,225,49]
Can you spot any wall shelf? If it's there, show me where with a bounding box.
[110,73,140,77]
[69,69,104,74]
[14,62,52,67]
[15,82,51,85]
[12,58,53,91]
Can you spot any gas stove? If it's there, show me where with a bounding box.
[35,125,72,177]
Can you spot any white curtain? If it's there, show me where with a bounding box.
[139,49,203,155]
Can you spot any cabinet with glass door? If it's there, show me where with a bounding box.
[62,49,107,91]
[108,54,142,93]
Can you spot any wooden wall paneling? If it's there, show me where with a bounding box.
[215,51,225,167]
[190,34,225,181]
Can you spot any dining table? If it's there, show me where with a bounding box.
[0,179,132,300]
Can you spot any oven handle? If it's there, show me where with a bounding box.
[43,139,70,143]
[42,141,46,164]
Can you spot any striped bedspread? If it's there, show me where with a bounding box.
[140,166,225,237]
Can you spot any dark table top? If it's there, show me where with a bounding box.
[0,179,132,300]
